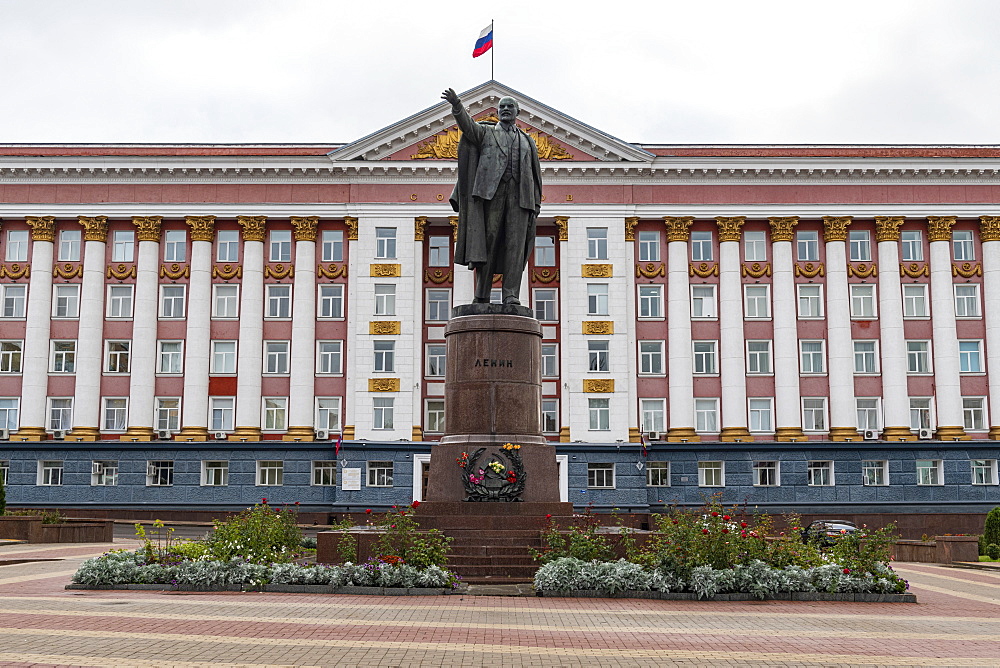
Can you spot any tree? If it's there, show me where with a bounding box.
[982,507,1000,555]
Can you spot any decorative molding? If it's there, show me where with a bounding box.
[927,215,958,242]
[264,264,294,279]
[132,216,163,242]
[848,263,877,278]
[899,263,929,278]
[370,263,401,277]
[52,263,82,279]
[159,263,190,280]
[624,216,639,242]
[554,216,570,241]
[874,215,905,242]
[410,123,573,160]
[689,262,719,278]
[213,264,243,280]
[369,321,401,335]
[741,262,771,278]
[795,262,825,278]
[953,262,983,278]
[448,215,459,241]
[635,262,665,278]
[368,378,400,392]
[532,268,559,283]
[582,263,613,278]
[663,216,694,242]
[106,263,136,280]
[344,216,359,241]
[25,216,56,242]
[768,216,798,242]
[0,263,30,279]
[290,216,319,242]
[185,215,216,242]
[78,215,109,242]
[414,216,429,241]
[822,216,852,242]
[237,215,267,242]
[318,263,347,279]
[492,273,502,285]
[582,321,614,335]
[979,215,1000,242]
[715,216,745,242]
[583,378,615,393]
[424,268,453,284]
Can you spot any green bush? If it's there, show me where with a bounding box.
[986,543,1000,560]
[371,503,452,569]
[982,507,1000,555]
[531,510,613,564]
[204,502,303,564]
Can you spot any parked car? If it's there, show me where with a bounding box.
[801,520,859,546]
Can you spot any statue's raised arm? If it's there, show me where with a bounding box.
[441,88,461,107]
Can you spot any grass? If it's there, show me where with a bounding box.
[978,555,1000,562]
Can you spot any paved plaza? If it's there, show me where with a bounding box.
[1,539,999,667]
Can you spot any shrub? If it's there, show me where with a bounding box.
[986,543,1000,560]
[370,503,452,569]
[530,511,613,564]
[826,523,899,577]
[204,502,303,564]
[982,507,1000,555]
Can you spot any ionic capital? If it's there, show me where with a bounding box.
[663,216,695,242]
[25,216,56,242]
[927,216,957,242]
[822,216,853,242]
[715,216,745,243]
[291,216,319,242]
[768,216,798,243]
[237,215,267,242]
[874,216,905,243]
[78,216,109,243]
[133,216,163,242]
[185,215,217,242]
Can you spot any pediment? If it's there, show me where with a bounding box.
[328,80,653,164]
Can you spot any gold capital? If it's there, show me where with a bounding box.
[663,216,695,242]
[25,216,56,242]
[715,216,745,243]
[768,216,798,242]
[554,216,570,241]
[344,216,359,241]
[133,216,163,242]
[874,216,905,242]
[822,216,853,242]
[980,216,1000,242]
[414,216,429,241]
[291,216,319,242]
[185,216,216,242]
[927,216,957,242]
[78,216,109,242]
[237,215,267,242]
[624,216,639,242]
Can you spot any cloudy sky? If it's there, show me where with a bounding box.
[1,0,997,145]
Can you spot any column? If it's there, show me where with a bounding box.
[875,216,916,441]
[715,217,751,441]
[769,217,805,441]
[284,216,319,441]
[70,216,109,441]
[555,215,571,442]
[13,217,56,441]
[979,216,1000,439]
[664,216,698,442]
[928,216,968,440]
[122,216,162,441]
[411,216,427,442]
[177,215,215,441]
[341,216,358,440]
[625,217,641,443]
[231,215,266,442]
[823,216,858,440]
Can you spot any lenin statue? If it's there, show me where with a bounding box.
[442,88,542,305]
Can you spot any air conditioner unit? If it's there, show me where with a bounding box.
[0,428,9,440]
[214,432,228,440]
[646,431,661,442]
[91,462,103,475]
[315,429,330,441]
[156,430,172,440]
[918,428,934,440]
[52,430,66,440]
[862,429,879,440]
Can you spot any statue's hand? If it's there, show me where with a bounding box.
[441,88,461,107]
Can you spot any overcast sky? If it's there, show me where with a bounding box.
[2,0,998,145]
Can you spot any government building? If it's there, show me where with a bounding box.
[1,81,998,532]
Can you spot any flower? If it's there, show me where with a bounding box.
[722,528,729,534]
[365,508,372,514]
[411,500,421,508]
[740,522,748,528]
[261,498,268,504]
[723,515,731,521]
[702,529,709,534]
[711,512,719,517]
[843,568,851,574]
[546,514,552,519]
[488,461,506,474]
[294,501,300,506]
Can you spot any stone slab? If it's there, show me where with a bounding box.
[452,303,533,318]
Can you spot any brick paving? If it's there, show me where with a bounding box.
[1,541,998,666]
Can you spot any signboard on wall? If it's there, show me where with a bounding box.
[341,468,362,491]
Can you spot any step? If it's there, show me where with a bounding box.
[461,577,535,586]
[449,565,540,578]
[447,537,542,547]
[447,555,537,567]
[448,545,539,556]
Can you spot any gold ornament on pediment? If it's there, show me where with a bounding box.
[582,321,614,335]
[582,264,613,278]
[106,263,136,280]
[25,216,56,242]
[0,263,30,279]
[318,263,347,279]
[414,216,429,241]
[635,262,665,278]
[848,263,878,278]
[411,123,573,160]
[794,262,825,278]
[370,263,401,277]
[492,274,502,285]
[291,216,319,242]
[133,216,163,242]
[52,263,82,279]
[899,263,929,278]
[532,268,559,283]
[344,217,359,241]
[874,216,905,242]
[768,217,799,242]
[583,379,615,393]
[663,216,695,242]
[527,130,573,160]
[715,216,745,242]
[237,216,267,242]
[369,321,401,335]
[741,262,771,278]
[213,264,243,280]
[979,216,1000,242]
[368,378,401,392]
[448,216,459,241]
[689,262,719,278]
[822,216,852,242]
[624,217,639,242]
[159,263,190,280]
[78,216,109,242]
[265,264,294,280]
[554,216,570,241]
[927,216,957,242]
[424,268,453,284]
[185,216,216,242]
[953,262,982,278]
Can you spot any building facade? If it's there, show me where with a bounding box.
[1,81,999,517]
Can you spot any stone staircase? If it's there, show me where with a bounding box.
[444,529,542,584]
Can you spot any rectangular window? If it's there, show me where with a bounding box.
[0,341,22,373]
[963,397,986,431]
[0,460,7,486]
[39,460,64,486]
[211,341,237,374]
[92,460,118,486]
[321,230,344,263]
[317,341,343,374]
[744,230,767,262]
[853,340,878,374]
[587,284,609,316]
[58,229,81,262]
[901,230,923,262]
[269,230,292,263]
[746,340,772,374]
[160,285,186,318]
[862,460,888,486]
[263,398,287,431]
[691,285,716,318]
[157,340,182,374]
[916,459,942,485]
[749,398,773,432]
[374,340,395,373]
[744,285,770,318]
[753,461,779,486]
[318,284,344,319]
[266,284,291,318]
[111,230,134,263]
[953,230,975,261]
[640,398,666,433]
[954,285,981,318]
[587,228,608,260]
[802,398,827,432]
[695,398,718,433]
[316,397,342,431]
[638,230,660,262]
[425,399,445,433]
[850,284,876,318]
[587,463,615,488]
[588,397,610,430]
[646,461,670,487]
[972,459,997,485]
[210,397,235,431]
[426,343,446,377]
[588,340,609,372]
[638,285,663,318]
[156,398,180,432]
[1,285,27,318]
[907,341,931,374]
[849,229,871,262]
[5,229,29,261]
[48,398,72,431]
[367,460,394,486]
[426,288,450,321]
[856,398,881,431]
[690,230,713,262]
[213,284,239,318]
[146,460,174,486]
[374,284,396,316]
[428,236,450,266]
[264,341,289,374]
[534,236,555,266]
[257,460,284,486]
[808,461,834,486]
[698,461,724,487]
[106,285,134,318]
[533,289,557,321]
[693,341,717,374]
[959,340,983,373]
[796,230,819,261]
[373,397,394,430]
[910,397,932,430]
[375,227,397,259]
[799,340,825,374]
[312,461,337,486]
[639,341,664,375]
[903,285,928,317]
[53,284,80,318]
[163,229,186,262]
[216,229,239,262]
[541,399,559,433]
[202,461,229,486]
[105,340,131,373]
[541,344,558,377]
[0,398,19,431]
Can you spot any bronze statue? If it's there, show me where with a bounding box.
[442,88,543,305]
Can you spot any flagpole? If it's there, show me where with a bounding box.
[491,19,494,80]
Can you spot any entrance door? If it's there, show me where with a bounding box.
[420,462,431,501]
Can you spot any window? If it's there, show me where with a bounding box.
[211,341,237,374]
[263,398,287,431]
[848,229,871,262]
[264,341,289,374]
[541,344,558,377]
[0,398,19,431]
[744,230,767,261]
[916,459,942,485]
[317,341,343,374]
[213,284,239,318]
[691,285,716,318]
[39,460,64,486]
[157,341,182,374]
[374,284,396,316]
[374,340,395,373]
[849,284,876,318]
[799,340,825,374]
[147,460,174,486]
[802,398,827,432]
[312,461,337,486]
[216,229,239,262]
[690,230,713,261]
[373,397,394,430]
[588,398,610,430]
[959,341,983,373]
[693,341,717,374]
[638,230,660,262]
[426,289,450,321]
[257,460,284,486]
[111,230,134,262]
[698,461,724,487]
[375,227,397,259]
[749,398,773,432]
[753,461,779,487]
[367,460,394,486]
[588,340,609,372]
[640,398,666,433]
[156,398,180,432]
[1,285,27,318]
[316,397,342,431]
[533,289,557,321]
[106,341,130,373]
[638,285,663,318]
[106,285,133,318]
[743,285,770,318]
[906,341,931,374]
[953,230,975,261]
[318,284,344,318]
[534,236,555,266]
[0,341,22,373]
[5,229,29,261]
[964,397,986,431]
[269,230,292,262]
[428,236,450,266]
[587,284,608,316]
[0,460,7,486]
[856,398,881,431]
[639,341,664,375]
[954,285,980,318]
[266,284,291,318]
[646,461,670,487]
[587,463,615,488]
[796,230,819,261]
[202,461,229,486]
[426,344,446,377]
[902,285,928,318]
[587,228,608,260]
[909,398,932,431]
[92,460,118,486]
[163,229,186,262]
[972,459,997,485]
[58,229,81,262]
[746,340,772,374]
[425,400,445,433]
[53,285,80,318]
[695,399,719,433]
[102,398,127,431]
[321,230,343,262]
[541,399,559,433]
[48,398,72,431]
[160,285,186,318]
[862,460,888,486]
[901,230,923,261]
[210,397,235,431]
[854,341,878,373]
[808,461,834,486]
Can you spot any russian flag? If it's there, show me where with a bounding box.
[472,24,493,58]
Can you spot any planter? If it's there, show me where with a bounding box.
[892,536,980,564]
[0,516,43,541]
[65,583,451,595]
[537,589,917,603]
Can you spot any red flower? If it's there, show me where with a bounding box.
[391,525,396,529]
[546,514,552,519]
[723,515,731,521]
[294,501,300,506]
[722,528,729,534]
[412,500,421,508]
[365,508,372,514]
[702,529,709,534]
[740,522,748,528]
[261,498,268,504]
[843,568,851,574]
[711,512,719,517]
